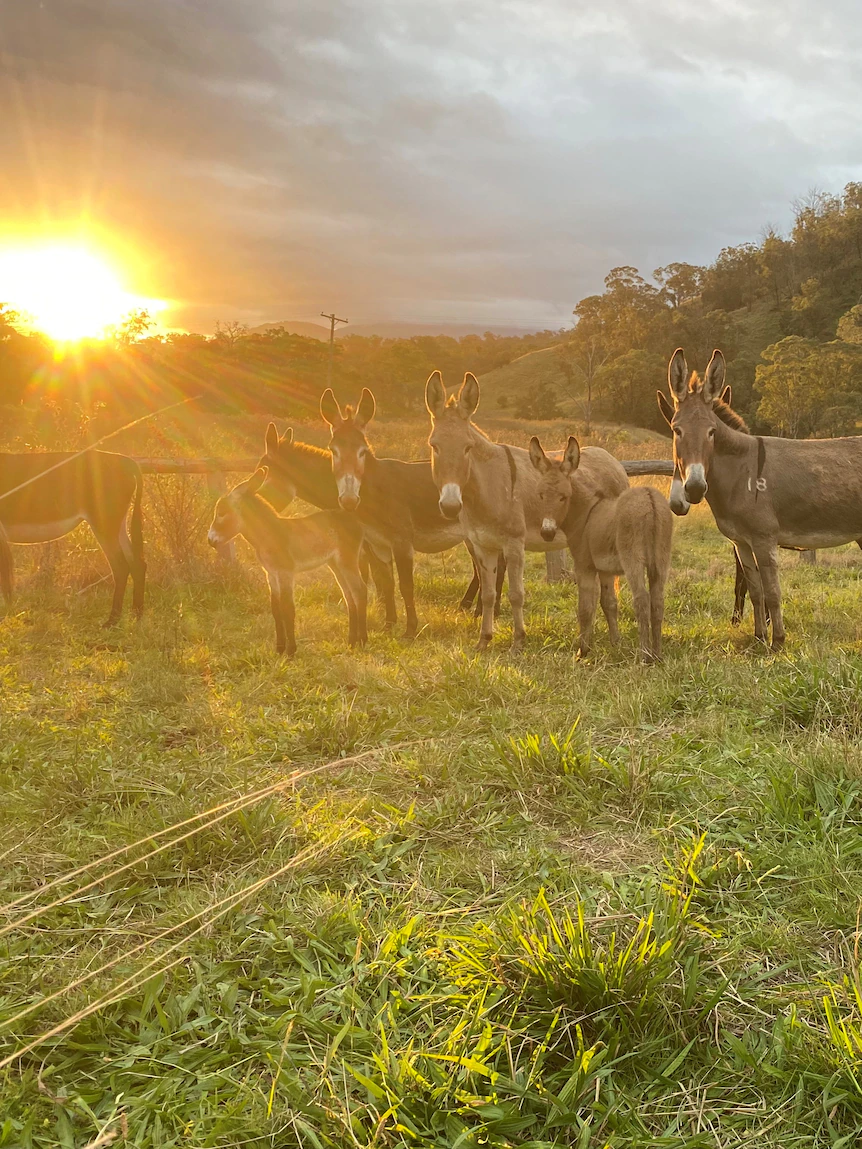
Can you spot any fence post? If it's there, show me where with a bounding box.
[545,550,570,582]
[799,550,817,565]
[206,471,235,563]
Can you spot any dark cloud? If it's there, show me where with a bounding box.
[2,0,861,331]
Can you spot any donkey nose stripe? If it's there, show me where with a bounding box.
[542,517,557,534]
[440,483,462,505]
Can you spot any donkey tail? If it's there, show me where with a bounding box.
[0,520,13,605]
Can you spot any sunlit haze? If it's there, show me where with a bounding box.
[0,244,165,342]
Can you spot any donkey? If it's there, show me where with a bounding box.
[658,347,862,650]
[207,468,367,656]
[530,436,672,662]
[426,371,628,651]
[0,451,145,624]
[316,389,481,638]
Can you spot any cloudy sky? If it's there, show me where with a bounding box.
[2,0,862,332]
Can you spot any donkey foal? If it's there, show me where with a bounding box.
[531,437,673,663]
[208,469,367,656]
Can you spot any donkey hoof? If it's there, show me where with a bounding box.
[475,636,491,652]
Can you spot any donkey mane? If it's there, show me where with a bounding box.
[281,438,331,461]
[686,371,750,433]
[713,399,749,434]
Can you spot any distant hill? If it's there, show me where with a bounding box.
[250,320,550,341]
[339,322,549,339]
[249,321,330,340]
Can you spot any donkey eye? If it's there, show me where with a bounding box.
[673,427,683,437]
[707,428,715,439]
[431,444,439,454]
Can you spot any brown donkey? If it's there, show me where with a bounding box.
[659,348,862,650]
[207,469,367,656]
[530,436,673,662]
[426,371,628,651]
[317,388,467,637]
[0,451,145,624]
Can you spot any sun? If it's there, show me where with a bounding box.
[0,243,165,342]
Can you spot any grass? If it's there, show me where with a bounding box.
[4,418,862,1145]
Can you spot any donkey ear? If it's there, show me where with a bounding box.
[247,467,268,494]
[561,436,581,476]
[425,370,446,418]
[355,387,376,430]
[668,348,689,403]
[320,388,341,428]
[657,391,674,428]
[702,349,726,403]
[457,372,480,418]
[265,422,279,453]
[529,435,549,472]
[719,384,732,408]
[281,426,294,445]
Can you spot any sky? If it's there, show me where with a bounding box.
[2,0,862,333]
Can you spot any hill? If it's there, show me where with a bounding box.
[476,341,569,410]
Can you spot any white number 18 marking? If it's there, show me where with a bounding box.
[748,477,767,492]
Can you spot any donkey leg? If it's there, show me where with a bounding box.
[279,574,297,657]
[731,547,747,627]
[473,545,499,651]
[92,531,131,627]
[648,566,668,662]
[116,515,146,620]
[753,542,785,651]
[329,563,358,646]
[734,542,768,646]
[598,573,620,646]
[366,547,397,629]
[350,565,369,645]
[267,572,286,654]
[622,559,652,663]
[494,555,506,619]
[575,570,599,657]
[393,546,418,639]
[460,567,480,613]
[503,541,526,652]
[461,541,480,613]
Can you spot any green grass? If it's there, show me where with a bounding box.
[5,503,862,1146]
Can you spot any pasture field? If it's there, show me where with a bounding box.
[4,415,862,1147]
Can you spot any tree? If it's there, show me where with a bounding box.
[113,308,153,346]
[514,381,561,421]
[837,304,862,345]
[595,350,665,428]
[755,336,862,437]
[653,263,704,308]
[213,319,249,351]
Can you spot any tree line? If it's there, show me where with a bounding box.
[563,184,862,435]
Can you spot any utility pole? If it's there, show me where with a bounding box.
[320,311,348,388]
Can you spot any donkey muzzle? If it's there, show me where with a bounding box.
[668,477,691,517]
[337,474,361,511]
[207,530,222,548]
[683,463,707,504]
[438,482,463,520]
[540,517,557,542]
